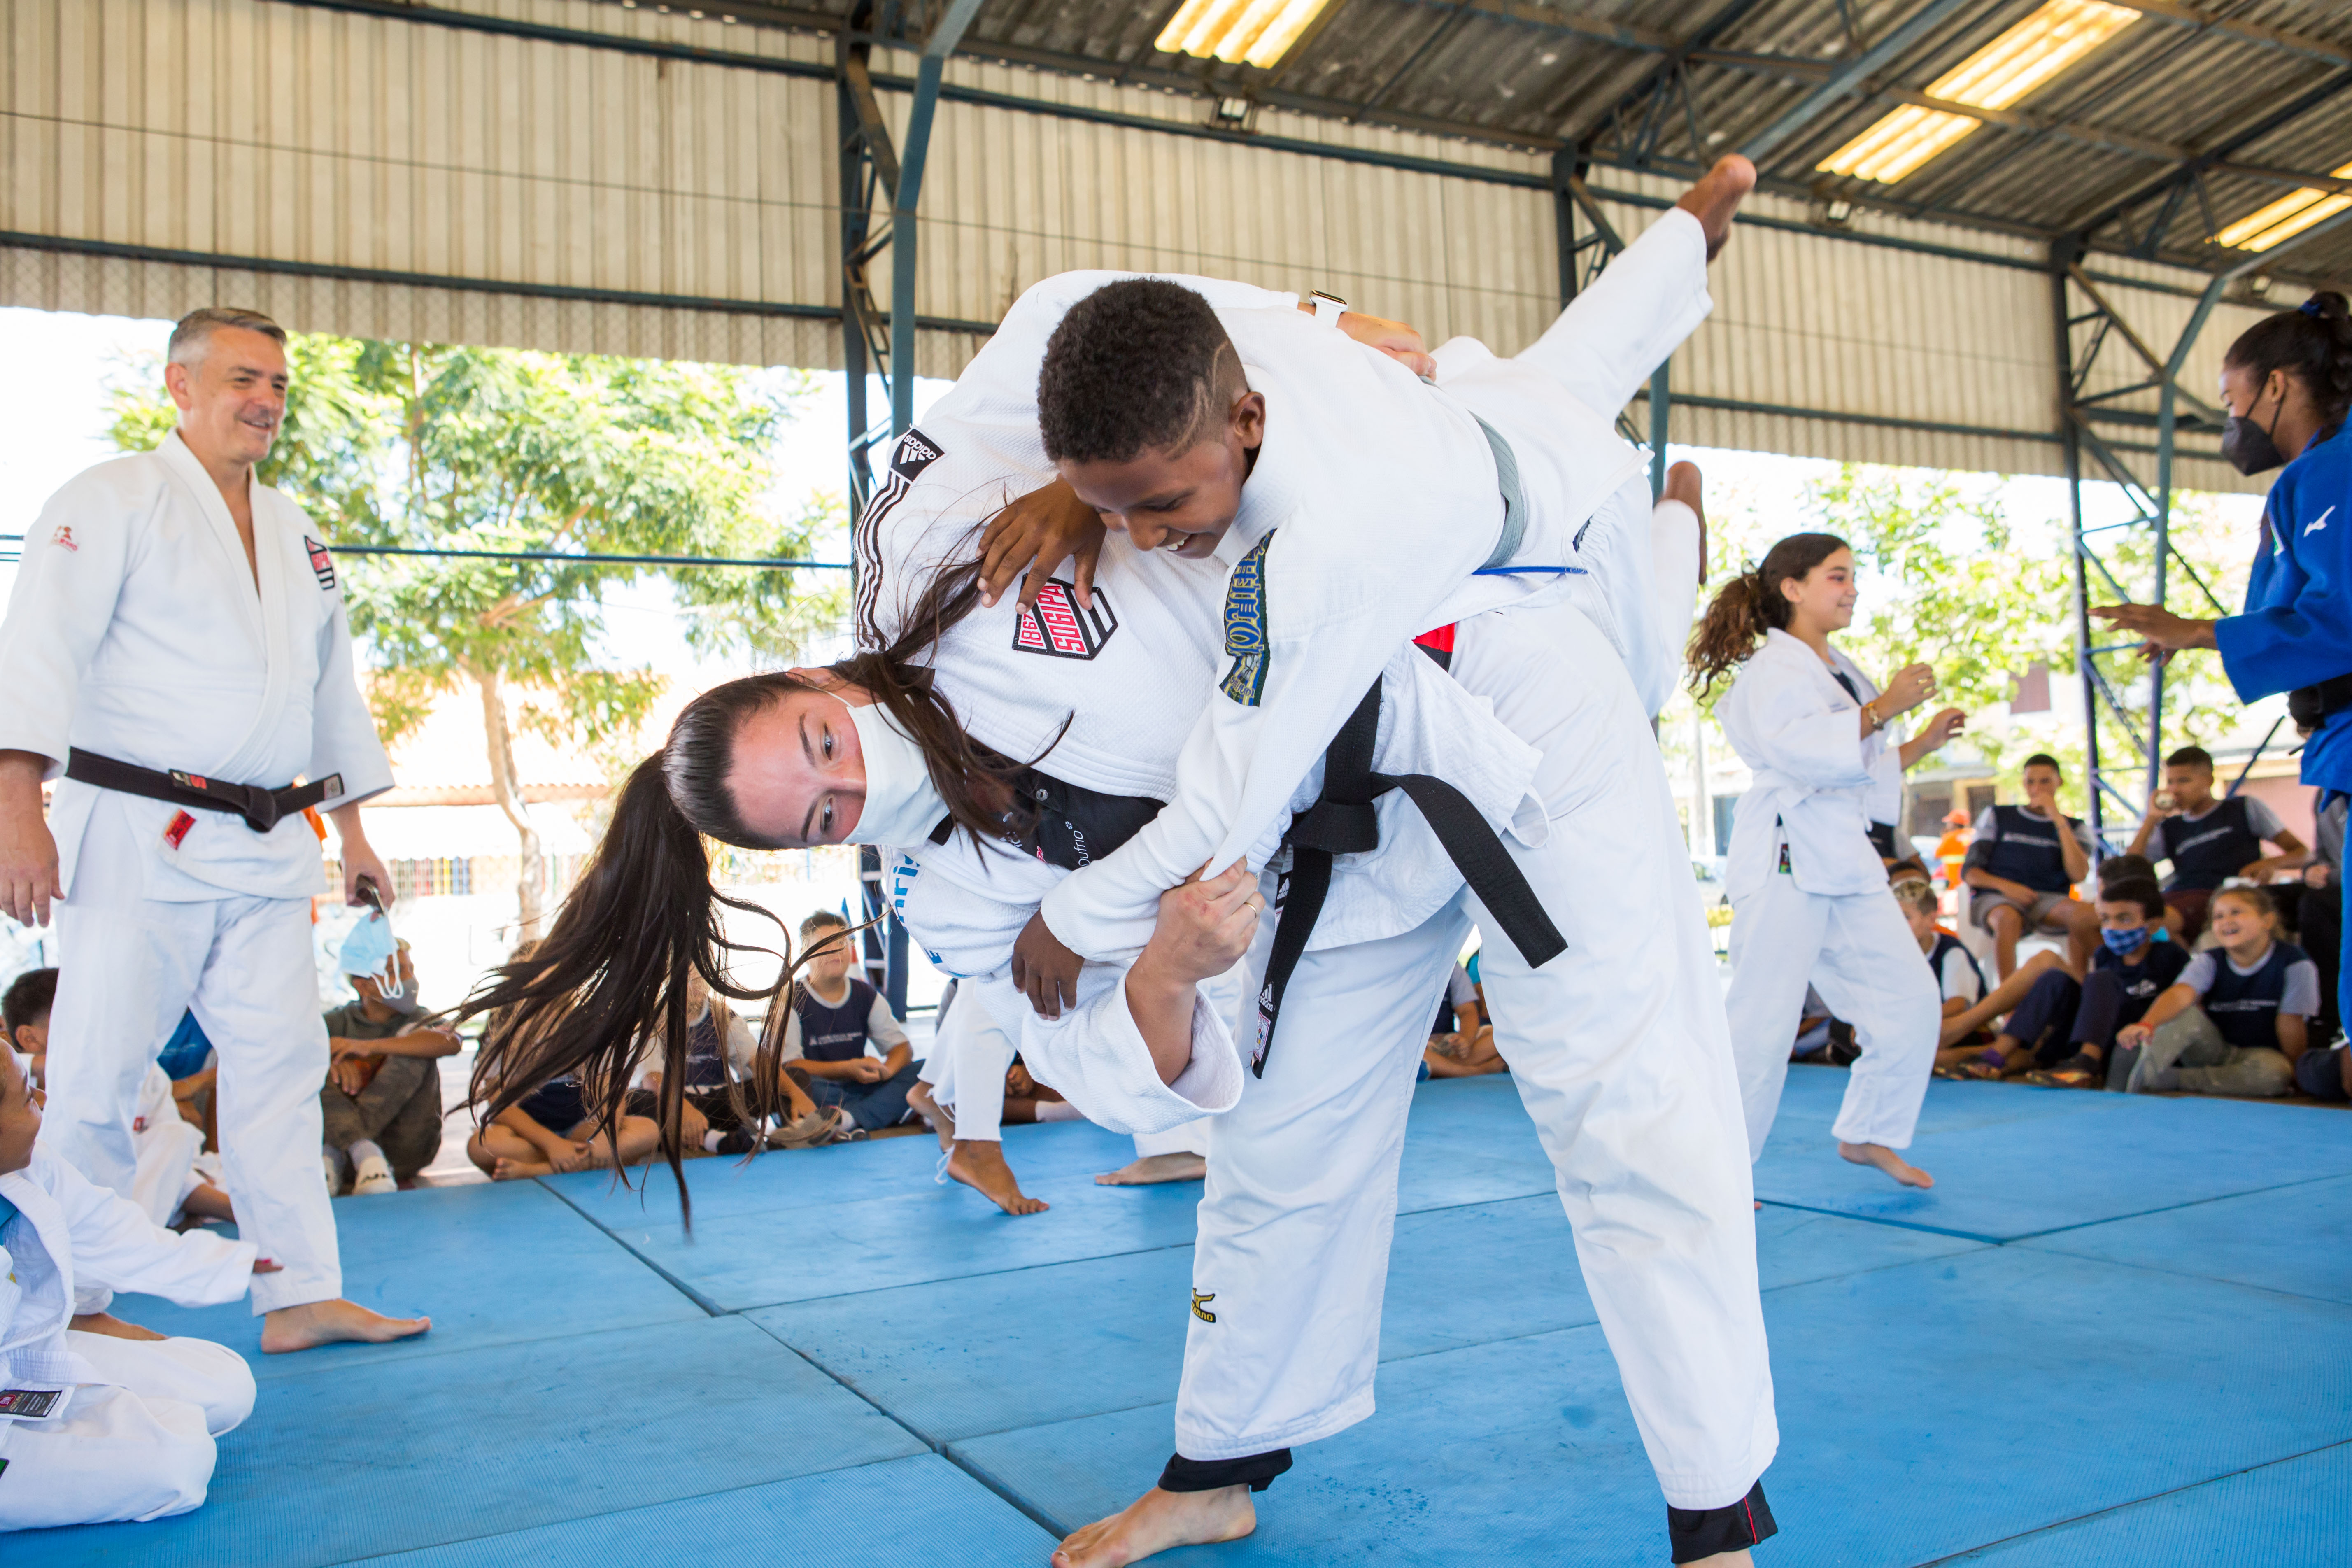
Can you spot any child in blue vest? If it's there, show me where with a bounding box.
[2125,746,2306,943]
[1962,754,2099,978]
[783,911,920,1132]
[2109,885,2318,1096]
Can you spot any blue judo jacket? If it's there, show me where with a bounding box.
[2217,422,2352,793]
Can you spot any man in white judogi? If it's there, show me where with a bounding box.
[0,308,430,1353]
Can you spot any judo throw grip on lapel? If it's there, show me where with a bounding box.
[1221,534,1272,707]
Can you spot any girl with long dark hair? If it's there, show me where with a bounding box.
[2095,290,2352,1052]
[1693,533,1965,1189]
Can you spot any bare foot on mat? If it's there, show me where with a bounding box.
[945,1139,1048,1216]
[1840,1141,1934,1189]
[262,1298,431,1354]
[1096,1153,1207,1186]
[1051,1484,1256,1567]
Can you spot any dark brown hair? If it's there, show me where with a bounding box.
[458,553,1046,1219]
[2210,883,2279,927]
[1686,532,1850,696]
[2224,291,2352,426]
[2095,877,2166,923]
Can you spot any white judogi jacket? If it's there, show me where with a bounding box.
[0,431,393,902]
[0,1147,256,1414]
[1715,629,1905,902]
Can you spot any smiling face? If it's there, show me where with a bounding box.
[2207,891,2273,958]
[1057,390,1263,559]
[1779,547,1857,637]
[722,682,869,849]
[166,325,288,472]
[0,1048,40,1176]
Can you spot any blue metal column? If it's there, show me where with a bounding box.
[886,0,986,437]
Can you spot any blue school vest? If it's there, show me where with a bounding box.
[681,1009,727,1089]
[1929,931,1984,997]
[794,978,882,1063]
[1980,805,2081,895]
[2154,799,2263,892]
[2202,941,2309,1053]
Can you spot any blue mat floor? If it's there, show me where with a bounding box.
[16,1066,2351,1566]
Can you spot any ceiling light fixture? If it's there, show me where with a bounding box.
[1154,0,1335,70]
[2217,166,2352,252]
[1818,0,2138,185]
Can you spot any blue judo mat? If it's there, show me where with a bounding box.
[22,1067,2352,1566]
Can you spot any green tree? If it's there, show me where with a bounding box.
[113,339,843,934]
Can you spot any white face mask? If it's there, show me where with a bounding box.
[831,692,952,848]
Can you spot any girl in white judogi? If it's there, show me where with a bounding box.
[0,1051,260,1530]
[1692,532,1967,1188]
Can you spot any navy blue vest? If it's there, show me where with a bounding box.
[1928,931,1984,997]
[2155,798,2264,892]
[1981,805,2081,895]
[795,977,882,1062]
[2202,941,2308,1053]
[681,1008,727,1089]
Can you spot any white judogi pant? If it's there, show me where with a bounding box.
[1180,601,1775,1511]
[130,1066,203,1229]
[1726,873,1943,1157]
[45,800,341,1314]
[0,1332,254,1529]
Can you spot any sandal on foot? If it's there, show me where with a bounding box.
[1955,1060,2005,1080]
[2026,1052,2103,1088]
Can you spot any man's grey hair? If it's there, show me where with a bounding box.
[167,306,286,369]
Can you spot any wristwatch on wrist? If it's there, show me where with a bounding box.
[1309,289,1347,326]
[1861,699,1881,734]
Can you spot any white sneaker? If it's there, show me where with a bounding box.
[322,1150,347,1196]
[350,1154,398,1195]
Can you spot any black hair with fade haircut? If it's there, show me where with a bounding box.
[2165,745,2214,770]
[2021,753,2063,774]
[3,968,56,1037]
[1038,279,1244,466]
[2095,877,2166,923]
[2098,852,2158,888]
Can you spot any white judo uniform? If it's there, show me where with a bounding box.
[863,212,1773,1510]
[1716,629,1940,1157]
[0,431,394,1314]
[129,1065,203,1229]
[0,1146,259,1529]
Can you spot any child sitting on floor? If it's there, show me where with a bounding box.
[0,1049,265,1529]
[1971,878,2191,1085]
[1423,959,1505,1079]
[2108,885,2318,1097]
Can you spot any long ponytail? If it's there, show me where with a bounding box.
[1686,531,1849,697]
[2224,289,2352,427]
[457,523,1062,1220]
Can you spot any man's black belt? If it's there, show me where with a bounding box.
[64,748,342,834]
[1250,679,1566,1078]
[2289,673,2352,735]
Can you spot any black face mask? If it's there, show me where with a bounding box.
[2222,381,2288,476]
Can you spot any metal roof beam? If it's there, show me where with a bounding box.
[2063,67,2352,239]
[1738,0,1976,165]
[2105,0,2352,70]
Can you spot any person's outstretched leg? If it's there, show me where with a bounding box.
[1811,895,1942,1188]
[1052,906,1468,1568]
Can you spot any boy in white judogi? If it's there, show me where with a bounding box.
[0,1051,260,1529]
[0,308,427,1354]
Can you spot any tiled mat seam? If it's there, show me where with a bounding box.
[537,1175,727,1316]
[1907,1435,2352,1567]
[1995,1170,2351,1244]
[743,1312,1072,1540]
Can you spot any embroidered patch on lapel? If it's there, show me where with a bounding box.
[49,524,77,552]
[1012,581,1118,659]
[1219,534,1272,707]
[304,536,337,590]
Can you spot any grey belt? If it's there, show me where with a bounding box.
[1474,414,1526,571]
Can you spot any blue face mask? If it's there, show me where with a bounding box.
[2102,925,2151,956]
[339,913,404,999]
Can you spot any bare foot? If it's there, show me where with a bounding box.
[1840,1140,1934,1188]
[261,1298,431,1354]
[491,1156,552,1180]
[69,1311,165,1341]
[1674,154,1756,258]
[179,1182,236,1223]
[909,1081,954,1151]
[944,1139,1049,1216]
[1051,1484,1256,1567]
[1096,1153,1207,1186]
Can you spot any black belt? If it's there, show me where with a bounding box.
[924,767,1166,873]
[2289,673,2352,735]
[65,748,343,834]
[1251,679,1566,1078]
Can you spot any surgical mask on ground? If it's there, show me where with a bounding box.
[832,692,951,848]
[2102,925,2151,956]
[340,914,405,1000]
